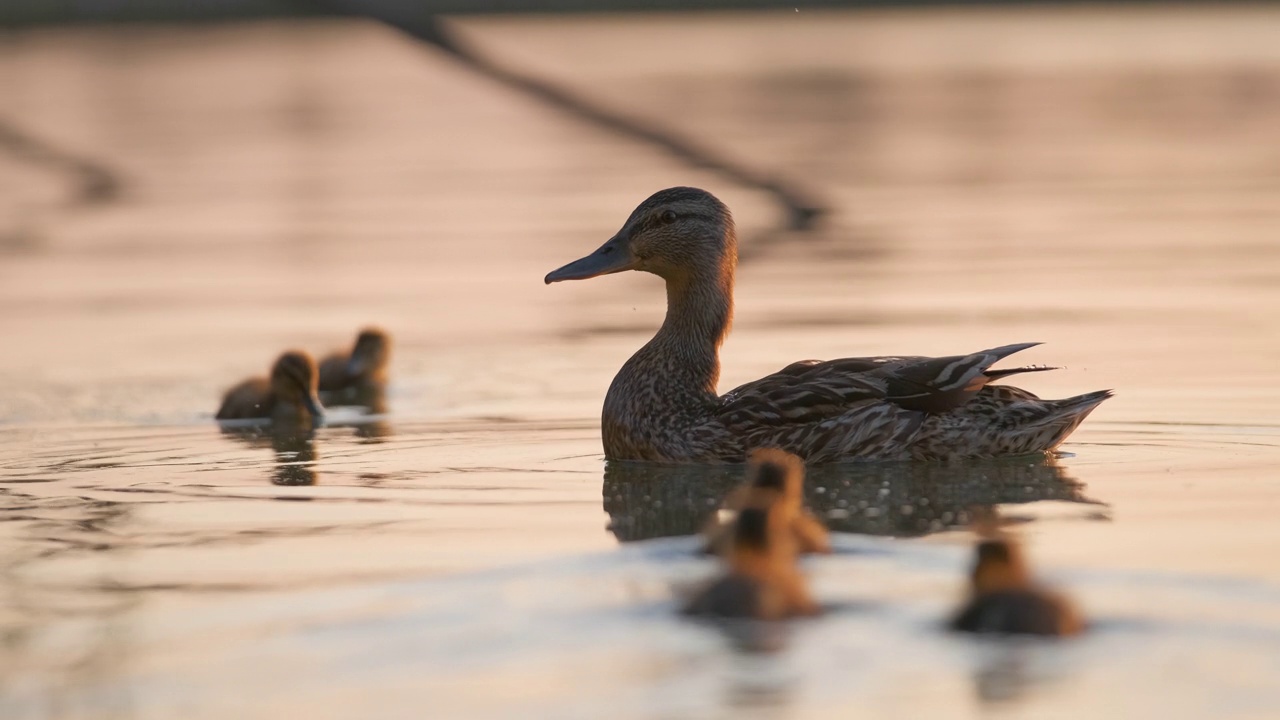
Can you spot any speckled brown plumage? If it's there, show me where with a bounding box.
[602,455,1094,542]
[215,350,324,429]
[546,187,1111,464]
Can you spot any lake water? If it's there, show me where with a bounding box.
[2,5,1280,718]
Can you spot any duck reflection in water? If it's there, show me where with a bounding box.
[313,383,393,442]
[972,647,1035,705]
[267,431,320,486]
[604,454,1101,542]
[219,425,320,486]
[335,387,393,442]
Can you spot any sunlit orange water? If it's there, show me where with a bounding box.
[2,5,1280,718]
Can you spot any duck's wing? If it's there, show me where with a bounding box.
[717,364,884,427]
[874,342,1053,413]
[717,342,1048,425]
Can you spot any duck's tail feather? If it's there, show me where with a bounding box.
[970,342,1043,369]
[886,342,1044,414]
[1054,389,1114,414]
[1031,389,1113,451]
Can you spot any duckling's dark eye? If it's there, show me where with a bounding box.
[660,210,677,224]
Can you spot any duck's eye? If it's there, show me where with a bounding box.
[660,210,677,224]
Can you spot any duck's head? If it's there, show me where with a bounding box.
[970,538,1032,595]
[270,350,324,419]
[545,187,736,285]
[747,448,805,500]
[347,327,391,379]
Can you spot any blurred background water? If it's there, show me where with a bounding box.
[2,2,1280,718]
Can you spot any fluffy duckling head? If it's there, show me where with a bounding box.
[347,327,391,381]
[970,537,1033,595]
[545,187,736,285]
[270,351,324,419]
[747,448,805,500]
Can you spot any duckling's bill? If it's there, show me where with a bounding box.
[305,391,324,419]
[345,355,369,378]
[545,234,637,284]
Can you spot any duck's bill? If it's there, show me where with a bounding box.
[345,356,367,378]
[544,236,637,284]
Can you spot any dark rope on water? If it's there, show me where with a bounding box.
[0,118,121,207]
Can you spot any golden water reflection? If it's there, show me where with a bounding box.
[3,5,1280,717]
[328,386,394,443]
[603,455,1101,541]
[220,426,320,486]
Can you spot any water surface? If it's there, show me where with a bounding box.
[2,5,1280,718]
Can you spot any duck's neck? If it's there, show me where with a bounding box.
[649,265,735,394]
[601,254,736,461]
[270,392,315,428]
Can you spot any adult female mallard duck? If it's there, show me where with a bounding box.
[215,350,324,428]
[545,187,1111,464]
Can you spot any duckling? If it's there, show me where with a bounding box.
[215,350,324,428]
[318,327,391,394]
[683,504,821,620]
[949,534,1084,637]
[703,448,831,556]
